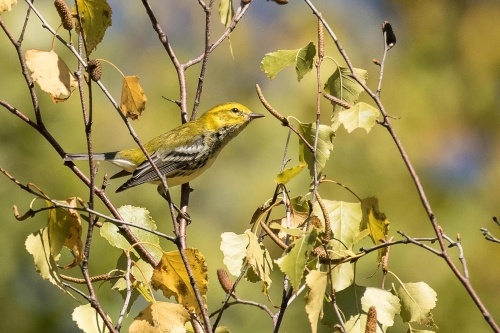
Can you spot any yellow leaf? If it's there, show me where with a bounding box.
[0,0,17,13]
[25,227,65,290]
[74,0,112,55]
[245,230,273,293]
[361,197,390,262]
[120,76,147,120]
[25,49,77,102]
[72,303,111,333]
[47,197,84,269]
[129,302,190,333]
[151,249,208,318]
[305,270,328,333]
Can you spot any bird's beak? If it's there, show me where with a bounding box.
[249,112,265,120]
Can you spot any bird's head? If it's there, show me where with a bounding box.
[200,102,264,131]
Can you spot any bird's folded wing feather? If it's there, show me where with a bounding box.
[125,136,206,187]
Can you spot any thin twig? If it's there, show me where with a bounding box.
[116,252,133,331]
[255,84,314,152]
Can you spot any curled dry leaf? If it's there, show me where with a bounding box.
[120,76,147,120]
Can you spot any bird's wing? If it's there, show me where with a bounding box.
[120,135,206,189]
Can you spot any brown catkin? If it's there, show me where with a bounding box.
[54,0,74,31]
[273,0,289,4]
[318,18,324,59]
[87,59,102,82]
[217,268,236,297]
[365,306,377,333]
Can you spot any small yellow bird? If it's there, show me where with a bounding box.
[64,102,264,192]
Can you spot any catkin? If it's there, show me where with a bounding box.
[217,268,235,297]
[54,0,74,31]
[365,306,377,333]
[87,59,102,82]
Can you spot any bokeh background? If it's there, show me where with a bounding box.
[0,0,499,332]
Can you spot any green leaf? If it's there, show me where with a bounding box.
[74,0,112,55]
[269,222,306,237]
[218,0,234,27]
[275,161,306,184]
[220,231,249,276]
[305,270,328,333]
[324,67,368,112]
[313,200,362,250]
[298,122,335,178]
[324,284,400,330]
[100,205,162,262]
[313,200,361,291]
[72,303,111,333]
[332,102,380,133]
[361,287,401,327]
[329,260,354,292]
[275,229,318,291]
[260,42,316,81]
[245,230,273,292]
[396,282,438,328]
[296,42,316,81]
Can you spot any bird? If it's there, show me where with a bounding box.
[64,102,264,193]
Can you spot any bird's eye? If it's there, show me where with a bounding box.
[231,107,239,114]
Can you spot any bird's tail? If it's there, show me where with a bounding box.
[64,152,119,161]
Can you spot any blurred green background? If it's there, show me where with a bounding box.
[1,0,499,332]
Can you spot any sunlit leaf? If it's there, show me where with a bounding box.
[25,49,77,102]
[0,0,17,13]
[275,162,306,184]
[25,227,65,290]
[74,0,112,54]
[305,270,328,333]
[120,76,147,120]
[151,249,208,318]
[296,42,316,81]
[396,282,438,328]
[324,67,367,112]
[361,287,401,327]
[47,198,83,269]
[329,259,354,292]
[275,229,317,291]
[332,102,380,133]
[245,230,273,293]
[341,314,384,333]
[324,284,400,331]
[220,231,249,276]
[360,197,390,262]
[72,303,111,333]
[313,200,362,250]
[101,205,162,262]
[260,42,316,81]
[129,302,190,333]
[219,0,234,27]
[299,122,335,178]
